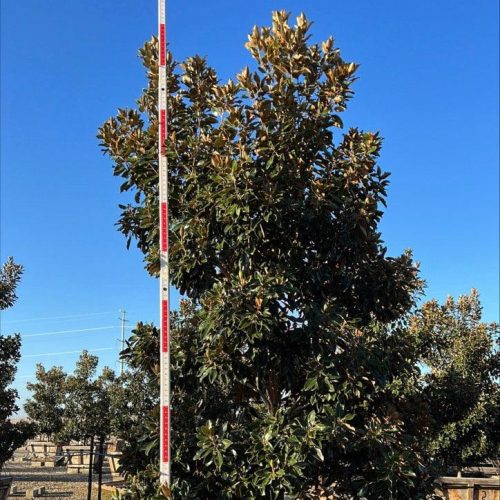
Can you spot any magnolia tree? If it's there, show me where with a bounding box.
[26,353,115,444]
[98,11,440,499]
[25,365,67,440]
[25,352,157,449]
[411,290,499,469]
[0,259,35,469]
[60,351,113,444]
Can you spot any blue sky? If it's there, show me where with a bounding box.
[1,0,498,411]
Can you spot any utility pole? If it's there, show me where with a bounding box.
[119,310,127,375]
[158,0,171,488]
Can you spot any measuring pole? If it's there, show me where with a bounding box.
[158,0,171,487]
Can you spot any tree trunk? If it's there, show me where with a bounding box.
[97,437,104,500]
[87,435,94,500]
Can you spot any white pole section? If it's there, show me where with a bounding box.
[158,0,171,487]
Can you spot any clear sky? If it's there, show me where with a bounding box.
[1,0,498,411]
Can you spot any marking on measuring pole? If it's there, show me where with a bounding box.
[158,0,171,486]
[160,109,166,155]
[162,406,169,462]
[161,202,168,252]
[161,299,169,352]
[159,24,166,66]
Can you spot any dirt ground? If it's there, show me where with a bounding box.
[3,462,115,499]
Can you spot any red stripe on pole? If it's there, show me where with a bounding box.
[160,109,166,155]
[161,299,169,353]
[162,406,169,462]
[161,202,168,252]
[160,24,166,66]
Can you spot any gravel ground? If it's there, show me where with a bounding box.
[3,462,115,499]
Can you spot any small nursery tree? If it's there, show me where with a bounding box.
[25,365,67,440]
[26,352,154,448]
[99,11,436,499]
[0,259,36,469]
[110,322,162,498]
[101,361,158,442]
[60,351,112,444]
[411,290,499,469]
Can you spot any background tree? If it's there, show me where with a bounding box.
[411,290,499,470]
[101,364,157,442]
[59,351,112,444]
[113,322,162,499]
[25,365,67,440]
[25,350,157,451]
[0,259,36,469]
[99,11,437,499]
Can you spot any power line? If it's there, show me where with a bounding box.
[22,326,118,338]
[22,347,114,358]
[1,311,116,325]
[18,325,134,339]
